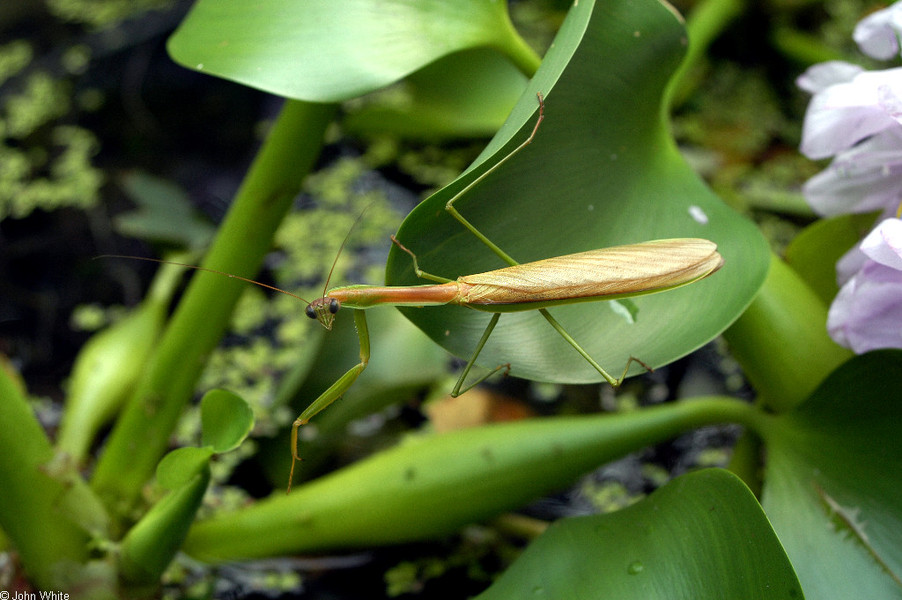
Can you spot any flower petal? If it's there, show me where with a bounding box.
[853,1,902,60]
[802,127,902,216]
[836,244,868,287]
[861,218,902,269]
[827,261,902,352]
[800,68,902,159]
[797,61,864,94]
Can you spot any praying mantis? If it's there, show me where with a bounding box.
[108,93,723,492]
[288,93,723,490]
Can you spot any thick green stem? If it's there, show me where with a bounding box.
[667,0,747,108]
[496,10,542,77]
[0,367,113,593]
[723,254,852,412]
[184,396,764,561]
[770,27,848,66]
[91,100,336,520]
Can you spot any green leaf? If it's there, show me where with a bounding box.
[477,469,803,600]
[115,171,215,249]
[120,452,211,585]
[387,0,769,383]
[156,446,214,490]
[200,388,254,453]
[762,350,902,599]
[344,48,528,140]
[167,0,541,102]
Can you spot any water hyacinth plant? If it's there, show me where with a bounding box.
[0,1,900,598]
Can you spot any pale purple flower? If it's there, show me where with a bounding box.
[798,66,902,160]
[801,126,902,217]
[861,216,902,267]
[798,8,902,355]
[827,219,902,352]
[836,244,868,287]
[796,61,864,94]
[853,1,902,60]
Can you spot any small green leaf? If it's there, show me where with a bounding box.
[200,388,254,453]
[115,171,215,249]
[156,446,213,490]
[762,350,902,599]
[477,469,803,600]
[121,455,210,585]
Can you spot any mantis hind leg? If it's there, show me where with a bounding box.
[443,92,545,268]
[288,309,370,492]
[538,308,652,387]
[409,93,648,389]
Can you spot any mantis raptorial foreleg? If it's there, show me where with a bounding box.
[288,309,369,492]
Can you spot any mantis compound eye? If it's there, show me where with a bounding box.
[305,305,317,319]
[329,298,340,314]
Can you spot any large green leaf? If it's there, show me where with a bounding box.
[166,0,540,102]
[477,469,803,600]
[761,350,902,599]
[343,48,529,139]
[386,0,769,383]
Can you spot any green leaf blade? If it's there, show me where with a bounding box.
[200,388,254,453]
[477,469,804,600]
[386,0,768,383]
[167,0,537,102]
[762,350,902,599]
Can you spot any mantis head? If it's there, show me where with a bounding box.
[305,297,340,330]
